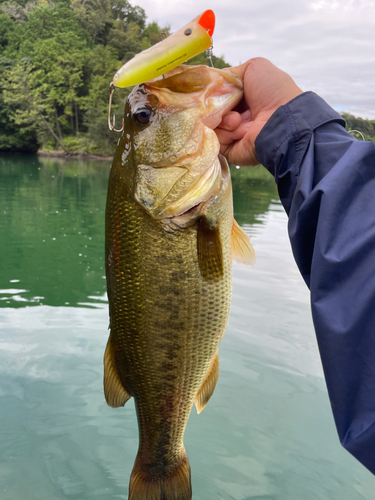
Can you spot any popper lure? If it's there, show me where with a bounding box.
[108,10,215,131]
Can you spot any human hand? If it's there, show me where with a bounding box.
[216,58,303,166]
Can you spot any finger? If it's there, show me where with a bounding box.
[215,121,252,147]
[216,128,239,152]
[217,111,242,131]
[219,121,260,166]
[240,109,252,122]
[223,60,254,80]
[226,107,252,122]
[224,136,259,167]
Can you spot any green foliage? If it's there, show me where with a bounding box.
[70,0,114,43]
[142,21,170,49]
[83,44,129,153]
[187,52,229,69]
[341,113,375,143]
[0,0,232,155]
[0,13,14,52]
[0,57,39,151]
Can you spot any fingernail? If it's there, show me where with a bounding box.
[241,109,252,122]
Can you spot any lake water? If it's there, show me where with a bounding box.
[1,154,374,499]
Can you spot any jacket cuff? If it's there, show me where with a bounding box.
[255,92,345,177]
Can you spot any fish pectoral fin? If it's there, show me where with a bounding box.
[195,351,220,414]
[231,218,256,267]
[104,337,131,408]
[197,217,224,282]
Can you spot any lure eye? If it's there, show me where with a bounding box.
[134,105,152,125]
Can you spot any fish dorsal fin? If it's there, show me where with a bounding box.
[195,351,220,414]
[104,336,131,408]
[197,217,224,282]
[231,219,256,267]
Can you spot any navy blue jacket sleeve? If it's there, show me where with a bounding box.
[255,91,375,474]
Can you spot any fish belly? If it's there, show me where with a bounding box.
[105,184,233,499]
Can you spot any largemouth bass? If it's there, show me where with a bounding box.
[104,64,255,500]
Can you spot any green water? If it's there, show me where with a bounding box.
[0,154,374,499]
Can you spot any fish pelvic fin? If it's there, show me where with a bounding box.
[231,218,256,267]
[103,336,131,408]
[197,217,224,283]
[129,450,192,500]
[195,351,219,414]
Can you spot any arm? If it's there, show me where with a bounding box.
[216,58,375,474]
[256,91,375,474]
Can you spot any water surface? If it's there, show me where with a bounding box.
[1,155,374,499]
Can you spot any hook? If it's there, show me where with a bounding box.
[206,40,214,67]
[348,129,365,141]
[108,82,124,132]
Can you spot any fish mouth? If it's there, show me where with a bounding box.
[147,65,243,131]
[179,202,204,216]
[165,153,231,228]
[133,65,240,225]
[160,155,222,221]
[170,202,204,223]
[164,201,206,230]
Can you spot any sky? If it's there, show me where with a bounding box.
[133,0,375,119]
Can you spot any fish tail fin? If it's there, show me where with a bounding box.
[129,449,192,500]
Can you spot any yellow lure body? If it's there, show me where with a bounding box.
[113,10,215,88]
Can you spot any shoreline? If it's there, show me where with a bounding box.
[37,150,113,161]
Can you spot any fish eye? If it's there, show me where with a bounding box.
[134,105,152,125]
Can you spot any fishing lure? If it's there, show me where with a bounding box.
[108,10,215,131]
[114,10,215,88]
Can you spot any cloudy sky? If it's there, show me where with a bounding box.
[133,0,375,119]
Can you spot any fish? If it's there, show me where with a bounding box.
[104,64,255,500]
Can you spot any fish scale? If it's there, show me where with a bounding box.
[104,65,255,500]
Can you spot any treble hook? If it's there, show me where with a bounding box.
[108,82,124,133]
[348,129,365,141]
[206,40,214,67]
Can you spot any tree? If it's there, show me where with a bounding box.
[187,51,230,69]
[84,44,126,153]
[2,2,90,152]
[111,0,145,30]
[141,20,170,49]
[70,0,113,43]
[3,30,89,152]
[0,0,233,154]
[0,12,14,52]
[0,57,39,151]
[3,59,69,151]
[341,113,375,143]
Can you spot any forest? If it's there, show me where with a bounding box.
[1,0,374,156]
[0,0,228,155]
